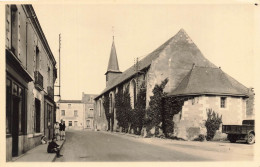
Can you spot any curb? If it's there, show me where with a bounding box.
[52,139,66,162]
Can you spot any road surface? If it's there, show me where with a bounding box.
[55,130,254,162]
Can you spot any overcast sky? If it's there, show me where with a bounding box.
[33,2,256,100]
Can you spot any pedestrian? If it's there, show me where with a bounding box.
[59,120,66,140]
[47,137,63,158]
[54,122,60,141]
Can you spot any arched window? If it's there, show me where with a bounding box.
[130,79,137,108]
[109,93,114,113]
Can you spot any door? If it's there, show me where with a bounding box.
[86,120,90,128]
[12,96,20,157]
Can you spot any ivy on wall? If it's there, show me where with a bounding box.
[103,93,111,131]
[132,83,146,135]
[146,78,168,135]
[115,85,132,132]
[163,96,189,136]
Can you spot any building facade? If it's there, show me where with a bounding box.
[94,29,255,140]
[56,93,97,130]
[6,5,57,161]
[82,93,97,129]
[56,100,84,130]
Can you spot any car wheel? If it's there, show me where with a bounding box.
[227,134,237,143]
[247,133,255,144]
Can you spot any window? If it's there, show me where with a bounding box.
[35,98,41,133]
[68,104,71,108]
[69,121,72,126]
[61,110,65,116]
[48,67,51,85]
[130,79,137,108]
[74,121,78,126]
[192,98,195,105]
[10,5,18,56]
[36,46,40,71]
[74,110,78,117]
[109,94,113,113]
[221,97,226,108]
[47,104,53,128]
[6,78,26,135]
[99,100,102,117]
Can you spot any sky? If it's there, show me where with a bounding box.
[32,2,257,101]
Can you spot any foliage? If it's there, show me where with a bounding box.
[146,78,168,131]
[115,85,132,132]
[103,94,110,120]
[131,83,146,134]
[103,93,111,130]
[163,96,189,136]
[205,108,222,141]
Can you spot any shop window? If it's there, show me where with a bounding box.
[6,79,12,134]
[47,104,52,128]
[11,81,25,134]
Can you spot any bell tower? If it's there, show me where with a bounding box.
[105,36,122,86]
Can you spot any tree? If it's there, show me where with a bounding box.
[205,108,222,141]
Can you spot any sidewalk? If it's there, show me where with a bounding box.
[12,139,65,162]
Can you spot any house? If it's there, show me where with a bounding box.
[56,93,97,130]
[93,29,254,140]
[56,100,84,130]
[5,5,57,161]
[167,66,249,140]
[82,93,98,129]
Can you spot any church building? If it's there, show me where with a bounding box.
[93,29,254,140]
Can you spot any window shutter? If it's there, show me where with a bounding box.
[6,5,11,48]
[18,10,21,59]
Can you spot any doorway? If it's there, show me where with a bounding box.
[12,96,20,157]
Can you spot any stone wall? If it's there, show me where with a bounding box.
[173,95,246,140]
[94,98,108,131]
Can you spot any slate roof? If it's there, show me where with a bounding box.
[168,66,248,97]
[57,100,82,103]
[106,39,121,74]
[95,29,248,99]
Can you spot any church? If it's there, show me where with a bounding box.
[93,29,254,140]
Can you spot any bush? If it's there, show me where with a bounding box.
[205,109,222,141]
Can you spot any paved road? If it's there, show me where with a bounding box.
[55,130,254,162]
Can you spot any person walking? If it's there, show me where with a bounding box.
[54,122,60,141]
[59,120,66,140]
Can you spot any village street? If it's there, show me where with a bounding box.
[55,130,254,162]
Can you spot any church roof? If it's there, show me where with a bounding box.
[95,29,248,99]
[106,39,121,74]
[168,66,248,97]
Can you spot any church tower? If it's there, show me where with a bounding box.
[105,37,122,87]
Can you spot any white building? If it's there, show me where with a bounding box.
[56,100,84,130]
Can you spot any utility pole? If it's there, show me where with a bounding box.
[55,34,61,100]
